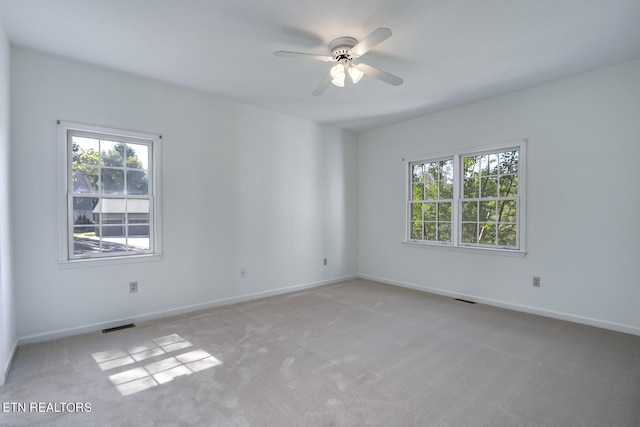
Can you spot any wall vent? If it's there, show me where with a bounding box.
[102,323,136,334]
[454,298,476,304]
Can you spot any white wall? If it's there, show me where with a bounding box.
[11,47,359,342]
[10,45,638,346]
[358,59,640,335]
[0,17,16,385]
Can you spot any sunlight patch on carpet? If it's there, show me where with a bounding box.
[91,334,222,396]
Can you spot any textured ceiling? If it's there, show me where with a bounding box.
[1,0,639,132]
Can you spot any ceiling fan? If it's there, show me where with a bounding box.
[274,28,403,96]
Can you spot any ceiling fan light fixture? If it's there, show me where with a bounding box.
[348,65,364,84]
[331,76,345,87]
[330,63,346,87]
[274,28,402,95]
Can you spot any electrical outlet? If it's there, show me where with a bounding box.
[532,276,541,287]
[323,258,327,266]
[129,281,138,293]
[240,268,246,278]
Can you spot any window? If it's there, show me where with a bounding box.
[407,140,526,254]
[409,158,454,243]
[58,122,162,261]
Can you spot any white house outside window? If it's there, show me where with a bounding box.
[58,122,162,262]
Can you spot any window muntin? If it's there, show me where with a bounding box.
[407,141,524,253]
[64,125,159,260]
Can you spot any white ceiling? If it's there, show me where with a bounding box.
[1,0,639,133]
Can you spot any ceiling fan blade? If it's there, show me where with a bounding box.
[274,51,334,61]
[351,28,392,57]
[357,63,404,86]
[313,72,333,96]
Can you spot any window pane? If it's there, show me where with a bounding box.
[479,223,496,244]
[127,230,150,250]
[126,170,149,195]
[461,223,477,244]
[128,223,150,237]
[73,196,98,227]
[487,154,499,174]
[101,140,125,167]
[438,202,451,221]
[411,222,423,240]
[73,230,101,255]
[412,164,424,182]
[73,221,96,238]
[424,222,436,241]
[499,175,518,196]
[497,200,517,223]
[463,178,478,198]
[423,203,436,221]
[411,203,422,221]
[480,177,498,197]
[126,199,150,223]
[439,181,453,199]
[463,156,478,178]
[441,160,453,183]
[126,143,149,169]
[499,151,518,174]
[424,162,438,186]
[412,183,424,201]
[99,236,129,254]
[72,137,99,165]
[101,224,125,237]
[479,201,496,222]
[96,197,124,219]
[479,155,489,175]
[72,166,99,193]
[101,168,125,194]
[425,161,439,175]
[462,201,477,222]
[498,224,517,246]
[425,180,438,199]
[438,222,451,242]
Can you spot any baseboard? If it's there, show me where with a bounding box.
[1,340,17,386]
[359,274,640,337]
[17,274,358,345]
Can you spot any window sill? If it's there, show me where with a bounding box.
[58,253,162,268]
[402,241,526,257]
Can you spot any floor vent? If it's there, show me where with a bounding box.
[454,298,476,304]
[102,323,136,334]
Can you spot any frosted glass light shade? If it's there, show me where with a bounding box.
[348,65,364,84]
[330,63,345,87]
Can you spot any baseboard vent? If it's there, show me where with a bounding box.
[102,323,136,334]
[454,298,476,304]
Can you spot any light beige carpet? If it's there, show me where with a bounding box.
[1,279,639,426]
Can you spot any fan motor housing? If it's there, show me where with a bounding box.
[329,37,358,60]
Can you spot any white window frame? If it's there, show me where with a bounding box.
[405,139,526,256]
[57,121,162,265]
